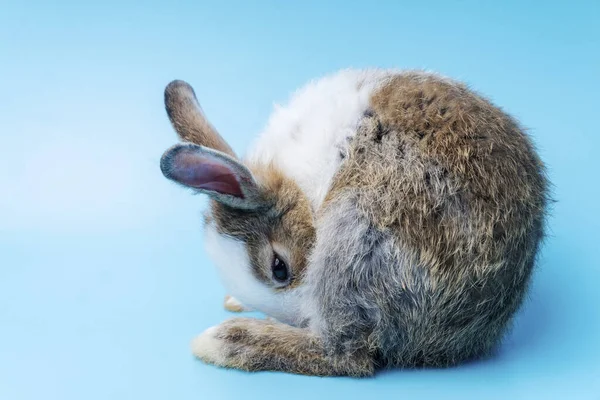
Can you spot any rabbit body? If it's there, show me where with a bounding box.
[160,69,548,376]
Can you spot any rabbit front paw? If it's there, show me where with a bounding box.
[190,318,268,370]
[223,295,252,313]
[190,325,228,366]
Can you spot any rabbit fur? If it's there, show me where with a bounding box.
[160,69,548,376]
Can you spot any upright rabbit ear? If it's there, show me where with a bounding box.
[164,80,236,158]
[160,143,267,210]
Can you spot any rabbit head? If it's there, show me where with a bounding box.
[160,81,315,326]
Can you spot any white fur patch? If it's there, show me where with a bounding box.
[246,69,395,210]
[203,222,302,325]
[191,326,225,363]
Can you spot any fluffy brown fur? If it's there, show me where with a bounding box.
[314,73,548,368]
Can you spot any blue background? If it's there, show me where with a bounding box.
[1,1,599,399]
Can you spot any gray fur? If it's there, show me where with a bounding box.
[306,194,524,369]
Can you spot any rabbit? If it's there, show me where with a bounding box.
[159,69,548,376]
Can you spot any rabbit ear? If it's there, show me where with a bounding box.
[164,80,236,158]
[160,143,267,210]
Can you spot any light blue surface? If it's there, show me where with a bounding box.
[1,1,599,399]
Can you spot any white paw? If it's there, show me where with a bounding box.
[224,295,251,312]
[190,326,226,364]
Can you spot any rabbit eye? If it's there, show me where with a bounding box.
[271,254,289,282]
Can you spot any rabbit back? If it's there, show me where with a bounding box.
[304,72,548,367]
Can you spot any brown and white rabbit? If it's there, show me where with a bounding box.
[160,69,548,376]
